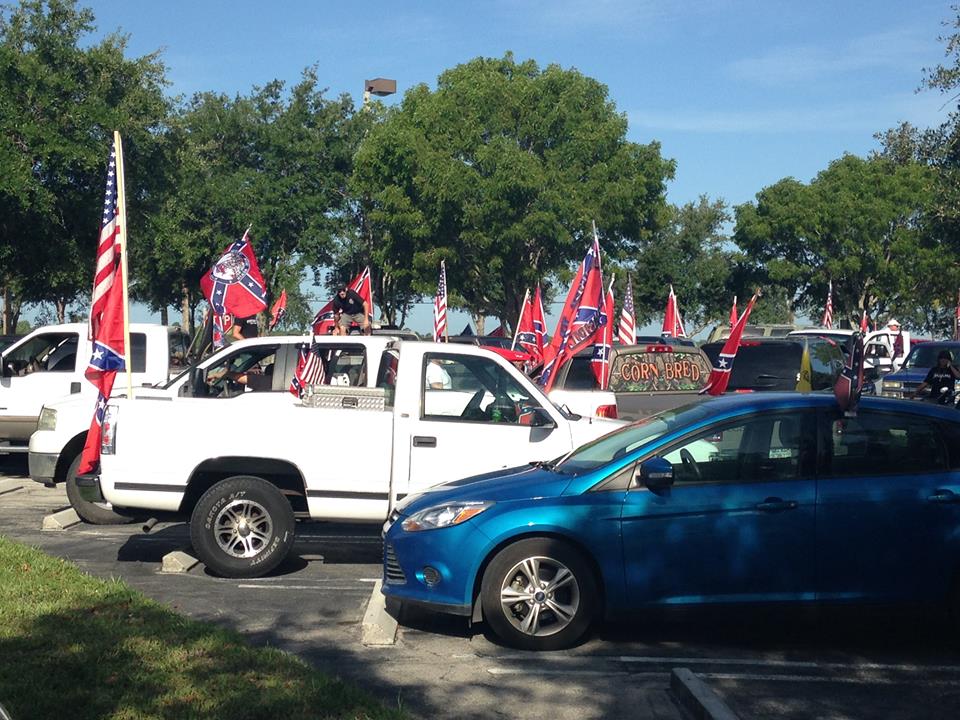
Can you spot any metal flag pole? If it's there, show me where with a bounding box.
[113,131,133,400]
[511,288,529,351]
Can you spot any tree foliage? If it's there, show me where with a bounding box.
[0,0,169,327]
[733,154,941,330]
[135,69,361,330]
[351,53,674,329]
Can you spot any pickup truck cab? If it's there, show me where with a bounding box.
[2,323,188,453]
[86,341,621,577]
[788,328,915,374]
[29,334,394,523]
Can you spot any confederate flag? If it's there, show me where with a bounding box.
[312,267,373,335]
[834,332,865,412]
[591,279,615,389]
[201,229,268,347]
[701,291,759,396]
[269,289,288,330]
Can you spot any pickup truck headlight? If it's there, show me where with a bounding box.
[37,407,57,431]
[882,381,902,390]
[401,501,493,532]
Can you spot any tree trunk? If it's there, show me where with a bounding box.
[56,298,66,324]
[180,282,192,334]
[474,314,485,336]
[160,306,168,325]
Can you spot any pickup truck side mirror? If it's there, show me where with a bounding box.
[528,407,557,429]
[637,457,674,491]
[0,362,9,378]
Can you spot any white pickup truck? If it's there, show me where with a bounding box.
[3,323,189,453]
[30,334,396,523]
[82,340,621,578]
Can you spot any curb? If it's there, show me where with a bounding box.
[361,580,398,646]
[41,508,81,531]
[671,667,741,720]
[161,550,200,573]
[0,478,24,496]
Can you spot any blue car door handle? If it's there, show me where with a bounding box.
[755,498,798,512]
[927,490,960,504]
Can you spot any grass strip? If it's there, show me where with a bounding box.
[0,536,406,720]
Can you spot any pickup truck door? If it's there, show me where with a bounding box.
[396,350,570,494]
[0,330,86,439]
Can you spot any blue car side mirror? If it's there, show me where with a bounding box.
[638,457,674,491]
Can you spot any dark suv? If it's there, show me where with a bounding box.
[701,337,844,392]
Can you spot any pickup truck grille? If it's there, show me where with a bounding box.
[384,543,406,584]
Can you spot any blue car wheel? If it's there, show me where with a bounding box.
[481,537,597,650]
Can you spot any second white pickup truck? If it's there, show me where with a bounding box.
[82,341,622,577]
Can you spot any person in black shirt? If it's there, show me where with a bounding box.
[230,315,259,341]
[913,350,960,401]
[332,285,370,335]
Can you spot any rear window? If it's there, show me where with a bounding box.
[609,350,710,393]
[703,343,801,391]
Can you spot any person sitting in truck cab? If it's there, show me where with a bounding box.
[913,350,960,400]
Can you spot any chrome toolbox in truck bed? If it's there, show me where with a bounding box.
[301,385,387,411]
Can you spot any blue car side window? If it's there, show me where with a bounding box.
[659,413,806,485]
[826,411,948,478]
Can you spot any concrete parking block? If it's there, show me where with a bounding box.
[361,580,398,646]
[161,550,200,573]
[0,478,24,495]
[671,667,740,720]
[41,508,81,531]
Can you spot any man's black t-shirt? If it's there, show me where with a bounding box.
[333,289,366,316]
[923,366,956,396]
[235,315,259,339]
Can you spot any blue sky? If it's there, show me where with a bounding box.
[79,0,954,333]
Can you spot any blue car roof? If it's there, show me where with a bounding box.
[669,391,959,421]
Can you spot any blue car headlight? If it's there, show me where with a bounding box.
[401,501,494,532]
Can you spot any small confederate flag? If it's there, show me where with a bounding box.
[201,229,268,348]
[661,285,686,337]
[433,260,448,342]
[618,278,636,345]
[591,279,615,389]
[701,291,759,396]
[729,295,738,329]
[290,343,327,398]
[269,289,288,330]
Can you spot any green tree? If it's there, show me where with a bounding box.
[351,53,674,329]
[0,0,169,331]
[733,154,938,330]
[628,197,735,334]
[136,68,361,331]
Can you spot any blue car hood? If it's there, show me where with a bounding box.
[885,368,926,383]
[399,465,572,516]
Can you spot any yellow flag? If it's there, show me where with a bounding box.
[796,340,812,392]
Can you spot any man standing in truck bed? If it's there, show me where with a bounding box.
[332,283,370,335]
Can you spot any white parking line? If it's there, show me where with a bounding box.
[620,657,960,673]
[237,584,370,591]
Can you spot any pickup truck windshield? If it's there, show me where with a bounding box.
[553,402,714,475]
[905,345,957,369]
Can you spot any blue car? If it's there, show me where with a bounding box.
[382,393,960,650]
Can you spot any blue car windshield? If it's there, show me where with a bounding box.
[553,402,715,475]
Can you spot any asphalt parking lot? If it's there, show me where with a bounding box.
[4,454,960,719]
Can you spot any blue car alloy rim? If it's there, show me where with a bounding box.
[500,556,581,637]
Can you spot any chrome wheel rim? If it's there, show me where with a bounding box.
[500,555,580,637]
[213,499,273,559]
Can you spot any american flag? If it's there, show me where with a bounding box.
[89,141,121,340]
[289,343,327,398]
[955,289,959,341]
[821,281,833,329]
[433,260,448,342]
[618,277,636,345]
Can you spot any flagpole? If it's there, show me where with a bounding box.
[114,131,133,400]
[512,288,529,351]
